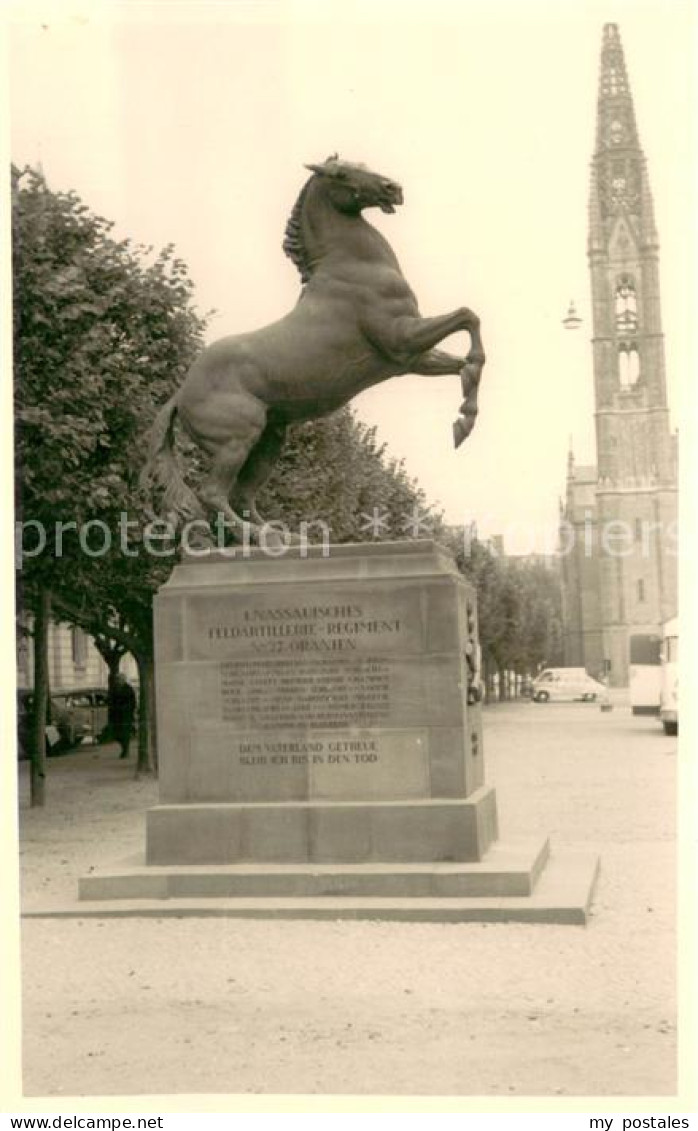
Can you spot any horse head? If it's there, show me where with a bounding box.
[304,156,403,215]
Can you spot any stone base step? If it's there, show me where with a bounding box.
[24,849,600,925]
[78,838,550,901]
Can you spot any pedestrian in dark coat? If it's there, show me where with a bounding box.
[110,674,137,759]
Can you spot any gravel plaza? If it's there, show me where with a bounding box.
[13,699,681,1102]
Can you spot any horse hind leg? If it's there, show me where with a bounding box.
[196,401,267,543]
[233,420,287,527]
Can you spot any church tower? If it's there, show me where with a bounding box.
[561,23,677,686]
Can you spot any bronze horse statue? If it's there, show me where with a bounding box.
[141,156,485,541]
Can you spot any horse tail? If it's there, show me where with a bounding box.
[140,395,203,529]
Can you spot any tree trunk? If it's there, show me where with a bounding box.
[483,658,491,704]
[134,650,156,776]
[498,666,507,702]
[484,658,495,704]
[105,652,123,737]
[30,587,51,807]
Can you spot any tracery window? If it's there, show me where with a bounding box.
[610,120,623,145]
[615,276,638,333]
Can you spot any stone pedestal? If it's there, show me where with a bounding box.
[75,540,599,923]
[148,539,496,865]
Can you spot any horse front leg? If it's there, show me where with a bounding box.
[413,347,484,448]
[411,348,464,376]
[366,307,485,368]
[382,314,485,449]
[453,354,484,449]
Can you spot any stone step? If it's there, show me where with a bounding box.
[78,838,550,902]
[25,849,600,925]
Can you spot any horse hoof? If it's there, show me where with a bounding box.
[453,418,468,448]
[453,409,478,448]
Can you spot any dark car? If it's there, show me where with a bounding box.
[16,686,111,758]
[16,689,62,759]
[51,687,111,747]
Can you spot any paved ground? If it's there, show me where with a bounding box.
[14,701,678,1100]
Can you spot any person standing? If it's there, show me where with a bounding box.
[110,673,137,759]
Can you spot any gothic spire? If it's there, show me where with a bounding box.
[589,23,657,238]
[594,23,640,156]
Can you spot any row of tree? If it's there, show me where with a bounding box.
[13,166,562,805]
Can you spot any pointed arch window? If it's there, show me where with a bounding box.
[618,344,640,389]
[615,276,638,334]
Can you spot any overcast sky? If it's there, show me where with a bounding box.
[7,0,695,551]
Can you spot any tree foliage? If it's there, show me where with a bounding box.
[13,164,207,787]
[448,530,564,692]
[13,164,206,534]
[261,409,440,543]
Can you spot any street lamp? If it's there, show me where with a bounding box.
[562,299,583,330]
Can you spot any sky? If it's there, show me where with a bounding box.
[5,0,695,551]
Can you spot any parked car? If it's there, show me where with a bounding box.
[16,686,110,758]
[16,689,63,759]
[531,668,606,703]
[51,687,110,747]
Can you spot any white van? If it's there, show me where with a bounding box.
[531,667,606,703]
[629,633,662,716]
[659,617,678,736]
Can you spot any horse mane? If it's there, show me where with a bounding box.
[282,177,314,284]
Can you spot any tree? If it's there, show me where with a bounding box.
[13,164,207,797]
[260,408,441,544]
[445,531,564,699]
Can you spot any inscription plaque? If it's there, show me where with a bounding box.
[188,724,430,801]
[155,548,482,807]
[186,587,421,660]
[220,656,391,728]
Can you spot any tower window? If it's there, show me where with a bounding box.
[635,518,643,541]
[615,277,638,333]
[637,579,645,603]
[619,345,640,388]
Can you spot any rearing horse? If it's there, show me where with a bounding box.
[141,156,485,540]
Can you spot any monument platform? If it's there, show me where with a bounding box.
[31,846,599,924]
[69,540,599,924]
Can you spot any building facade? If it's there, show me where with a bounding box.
[560,23,678,686]
[16,619,138,692]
